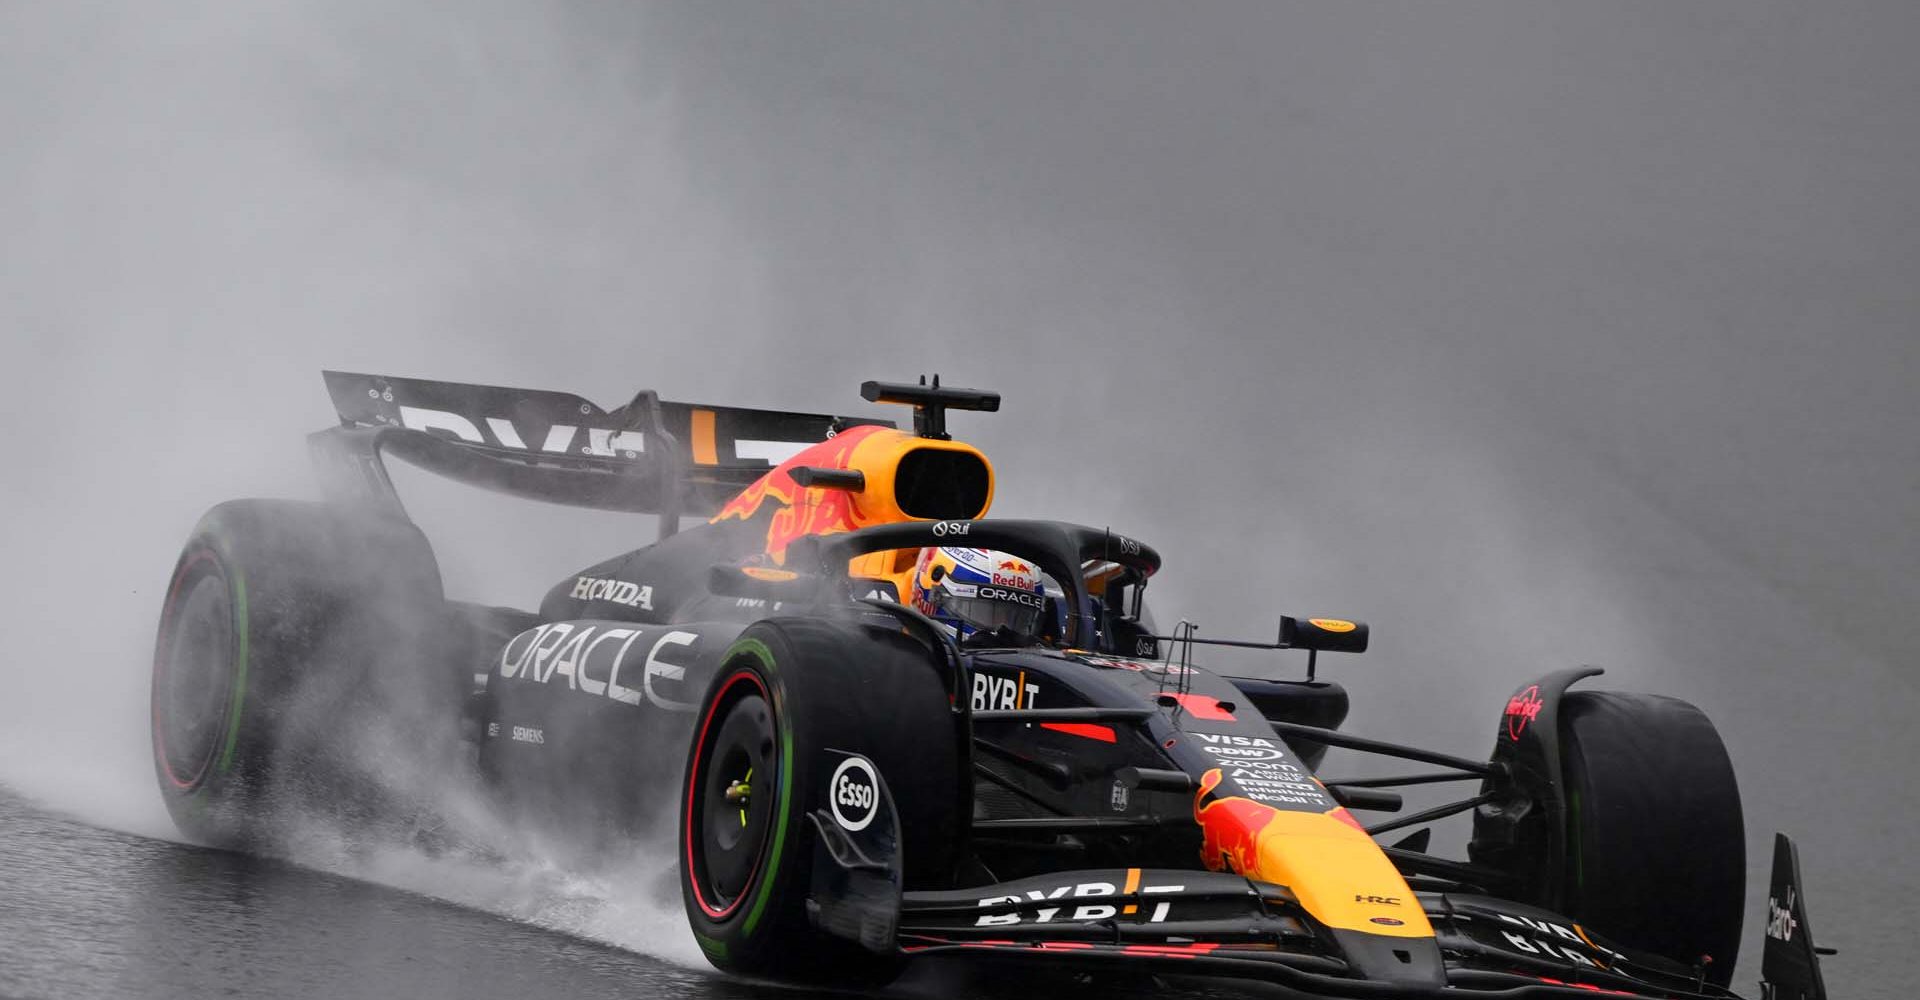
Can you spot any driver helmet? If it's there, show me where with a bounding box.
[911,547,1046,640]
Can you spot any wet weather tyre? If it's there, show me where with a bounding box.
[1560,691,1745,986]
[679,617,962,986]
[149,500,457,848]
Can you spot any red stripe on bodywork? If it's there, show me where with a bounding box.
[1123,943,1221,957]
[1165,692,1237,721]
[1041,722,1117,743]
[1535,978,1635,995]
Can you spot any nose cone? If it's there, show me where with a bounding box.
[1193,769,1432,939]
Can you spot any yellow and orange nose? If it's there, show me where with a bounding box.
[1195,769,1432,939]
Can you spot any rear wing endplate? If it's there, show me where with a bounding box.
[308,371,890,534]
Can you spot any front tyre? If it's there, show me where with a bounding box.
[680,618,961,985]
[1560,691,1745,986]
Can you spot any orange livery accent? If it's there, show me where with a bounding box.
[709,424,995,566]
[689,408,719,465]
[711,425,881,560]
[1195,769,1280,875]
[1194,769,1432,939]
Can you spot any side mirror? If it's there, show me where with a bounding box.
[1280,616,1369,654]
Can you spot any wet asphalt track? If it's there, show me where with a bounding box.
[0,785,1892,999]
[0,789,718,1000]
[0,789,1265,1000]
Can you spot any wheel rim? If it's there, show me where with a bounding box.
[154,553,238,791]
[687,673,777,918]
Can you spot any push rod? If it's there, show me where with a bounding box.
[1265,721,1494,777]
[1321,771,1485,789]
[1362,792,1497,838]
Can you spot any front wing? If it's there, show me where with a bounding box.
[890,871,1737,999]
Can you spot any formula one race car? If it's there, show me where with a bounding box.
[150,372,1835,1000]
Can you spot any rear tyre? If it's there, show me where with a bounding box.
[679,617,962,985]
[1559,691,1745,985]
[150,500,461,848]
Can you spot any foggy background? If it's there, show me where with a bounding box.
[2,3,1914,996]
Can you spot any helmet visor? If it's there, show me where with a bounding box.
[933,583,1045,636]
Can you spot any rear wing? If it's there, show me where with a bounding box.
[308,371,891,533]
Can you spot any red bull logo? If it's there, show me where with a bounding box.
[1191,769,1435,940]
[711,425,997,565]
[1194,768,1281,875]
[711,425,887,561]
[990,558,1037,589]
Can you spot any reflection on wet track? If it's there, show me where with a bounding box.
[0,791,719,1000]
[0,790,1257,1000]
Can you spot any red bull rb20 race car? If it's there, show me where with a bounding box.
[150,372,1835,999]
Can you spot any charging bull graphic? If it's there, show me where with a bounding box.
[709,424,996,563]
[1193,769,1432,938]
[710,425,886,560]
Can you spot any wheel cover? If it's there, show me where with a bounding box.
[687,671,778,919]
[153,553,239,790]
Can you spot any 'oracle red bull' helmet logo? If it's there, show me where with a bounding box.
[912,546,1045,639]
[992,557,1035,587]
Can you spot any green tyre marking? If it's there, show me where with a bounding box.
[720,637,793,940]
[178,789,212,820]
[215,565,250,775]
[694,932,728,960]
